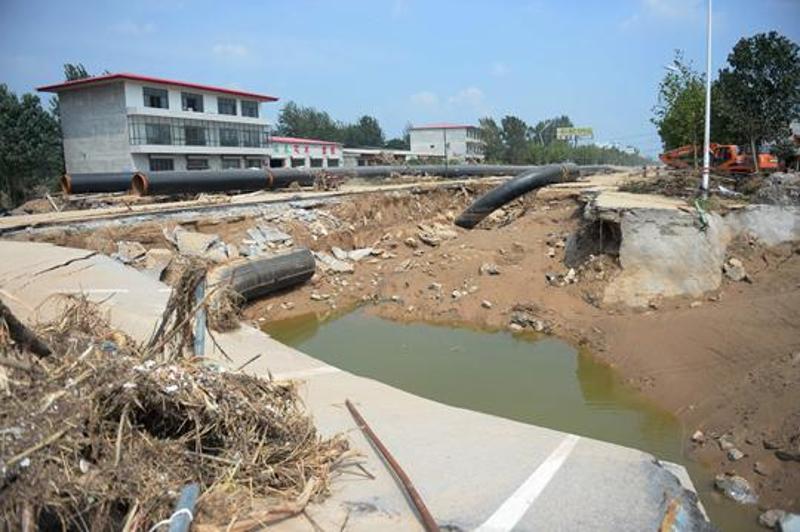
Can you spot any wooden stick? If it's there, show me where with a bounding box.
[345,399,439,532]
[7,426,69,467]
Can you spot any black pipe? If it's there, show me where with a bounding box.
[132,165,537,196]
[61,172,136,194]
[211,248,315,302]
[454,164,579,229]
[132,169,272,196]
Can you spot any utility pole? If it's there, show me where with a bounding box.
[701,0,713,198]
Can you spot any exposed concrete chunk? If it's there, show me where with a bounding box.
[586,191,800,307]
[602,208,727,307]
[725,205,800,247]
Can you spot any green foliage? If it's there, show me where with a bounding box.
[651,51,706,164]
[716,31,800,166]
[275,102,386,148]
[63,63,90,81]
[478,117,504,162]
[0,84,63,208]
[528,140,648,166]
[531,115,573,145]
[501,115,530,164]
[275,101,340,141]
[341,115,384,147]
[385,137,408,150]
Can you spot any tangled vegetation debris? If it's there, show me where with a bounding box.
[0,294,349,530]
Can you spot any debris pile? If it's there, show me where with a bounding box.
[0,296,348,530]
[752,171,800,206]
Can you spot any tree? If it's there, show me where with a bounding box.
[716,32,800,170]
[651,51,706,167]
[478,117,504,162]
[341,115,384,147]
[385,137,408,150]
[275,101,341,141]
[531,115,573,145]
[501,115,530,164]
[0,85,63,207]
[63,63,90,81]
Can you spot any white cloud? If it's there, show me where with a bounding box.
[491,62,509,77]
[448,87,484,108]
[112,21,156,35]
[212,43,250,58]
[410,90,439,107]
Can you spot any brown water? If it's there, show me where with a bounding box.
[265,310,759,531]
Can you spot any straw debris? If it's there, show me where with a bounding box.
[0,295,348,530]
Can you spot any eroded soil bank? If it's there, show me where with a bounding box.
[13,177,800,515]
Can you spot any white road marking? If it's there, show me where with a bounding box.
[271,366,341,381]
[475,434,580,532]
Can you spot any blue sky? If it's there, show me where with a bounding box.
[1,0,798,156]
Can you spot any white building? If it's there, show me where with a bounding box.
[342,147,414,167]
[267,136,343,168]
[409,123,484,162]
[38,72,278,174]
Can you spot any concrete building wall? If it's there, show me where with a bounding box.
[267,141,342,168]
[59,82,133,174]
[409,127,483,161]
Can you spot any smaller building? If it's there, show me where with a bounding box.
[409,123,484,162]
[342,147,414,167]
[267,136,342,168]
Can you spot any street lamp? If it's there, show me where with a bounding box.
[701,0,713,198]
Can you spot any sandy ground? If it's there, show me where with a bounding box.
[11,180,800,513]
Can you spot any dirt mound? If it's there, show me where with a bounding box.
[0,295,348,530]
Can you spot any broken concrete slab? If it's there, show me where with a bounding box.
[111,241,146,264]
[585,191,800,307]
[313,251,354,274]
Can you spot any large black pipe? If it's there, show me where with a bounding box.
[61,172,137,194]
[131,165,538,196]
[211,248,316,302]
[132,169,273,196]
[454,164,579,229]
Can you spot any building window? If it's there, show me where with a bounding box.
[149,158,174,172]
[269,158,285,168]
[310,158,323,168]
[187,158,209,171]
[218,97,236,115]
[145,123,171,145]
[220,128,239,147]
[222,158,241,169]
[143,87,169,109]
[245,158,263,168]
[291,158,305,168]
[181,92,204,112]
[185,126,206,146]
[241,100,259,118]
[327,159,340,168]
[128,116,268,148]
[242,130,260,147]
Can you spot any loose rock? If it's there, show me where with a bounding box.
[758,509,786,530]
[723,257,747,282]
[714,473,757,504]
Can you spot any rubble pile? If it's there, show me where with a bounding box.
[0,296,348,530]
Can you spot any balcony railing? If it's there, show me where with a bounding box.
[128,115,268,148]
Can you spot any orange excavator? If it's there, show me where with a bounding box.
[660,143,780,174]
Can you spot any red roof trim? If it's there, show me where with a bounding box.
[37,72,278,102]
[270,136,342,146]
[411,123,477,130]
